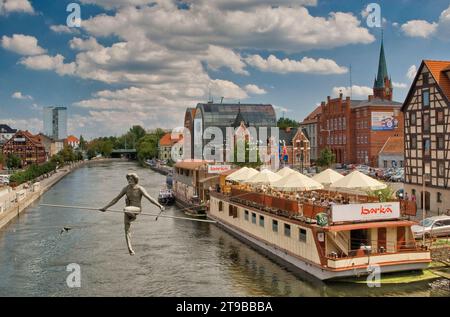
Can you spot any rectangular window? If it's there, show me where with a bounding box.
[438,136,445,150]
[244,210,249,221]
[299,228,307,242]
[437,110,444,124]
[219,201,223,212]
[423,90,430,108]
[438,162,445,177]
[259,215,265,227]
[411,135,417,149]
[251,212,256,224]
[423,138,431,156]
[272,220,278,233]
[229,205,233,217]
[383,160,388,168]
[284,224,291,237]
[437,192,442,203]
[423,113,430,133]
[423,73,429,84]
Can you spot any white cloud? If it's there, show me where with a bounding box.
[244,84,267,95]
[11,91,32,100]
[0,0,34,15]
[50,25,81,34]
[392,82,408,89]
[401,5,450,39]
[1,34,46,56]
[401,20,437,38]
[245,54,348,74]
[406,65,417,81]
[2,118,42,134]
[19,54,76,76]
[273,105,291,113]
[205,45,248,75]
[332,85,372,98]
[81,5,374,52]
[69,37,103,51]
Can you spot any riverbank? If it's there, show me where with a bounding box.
[0,158,121,230]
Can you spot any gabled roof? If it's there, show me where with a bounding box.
[300,105,322,124]
[66,135,79,143]
[5,130,44,147]
[379,136,404,155]
[159,133,183,146]
[424,60,450,101]
[175,160,210,170]
[402,60,450,111]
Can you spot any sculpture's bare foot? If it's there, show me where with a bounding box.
[129,249,135,256]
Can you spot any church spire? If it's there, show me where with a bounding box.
[373,31,393,101]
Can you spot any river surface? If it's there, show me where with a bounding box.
[0,161,448,296]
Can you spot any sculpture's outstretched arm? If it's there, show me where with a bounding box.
[100,186,127,211]
[141,186,164,210]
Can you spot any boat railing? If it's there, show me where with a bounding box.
[325,237,425,260]
[226,186,417,219]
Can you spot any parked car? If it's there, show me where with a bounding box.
[0,175,10,185]
[411,216,450,239]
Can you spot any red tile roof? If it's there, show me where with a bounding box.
[379,136,404,155]
[175,160,210,170]
[66,135,79,143]
[424,60,450,101]
[159,133,183,146]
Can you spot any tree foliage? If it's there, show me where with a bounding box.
[233,140,262,168]
[316,148,335,168]
[277,117,299,129]
[6,154,21,169]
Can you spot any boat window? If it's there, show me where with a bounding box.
[219,201,223,212]
[251,213,256,224]
[284,224,291,237]
[259,215,264,227]
[299,228,307,242]
[272,220,278,233]
[244,210,249,221]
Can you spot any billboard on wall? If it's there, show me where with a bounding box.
[371,112,398,131]
[208,165,231,174]
[331,202,400,223]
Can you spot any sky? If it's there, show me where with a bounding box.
[1,0,450,139]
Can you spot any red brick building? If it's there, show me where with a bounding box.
[317,38,403,167]
[2,130,46,167]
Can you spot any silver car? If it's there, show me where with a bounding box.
[411,216,450,239]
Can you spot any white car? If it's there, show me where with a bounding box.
[411,216,450,239]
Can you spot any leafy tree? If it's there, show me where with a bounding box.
[316,148,335,168]
[86,148,96,160]
[6,154,21,169]
[136,134,159,163]
[0,152,4,166]
[367,185,395,202]
[79,135,87,150]
[277,117,299,129]
[233,139,262,168]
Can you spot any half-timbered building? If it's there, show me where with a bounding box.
[402,60,450,214]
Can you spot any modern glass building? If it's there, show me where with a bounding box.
[190,103,277,160]
[44,106,67,140]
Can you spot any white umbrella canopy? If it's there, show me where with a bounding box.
[226,167,249,181]
[276,167,296,178]
[245,169,281,185]
[329,170,387,192]
[312,168,344,186]
[272,171,324,191]
[232,168,259,182]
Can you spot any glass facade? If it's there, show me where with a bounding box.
[43,106,67,140]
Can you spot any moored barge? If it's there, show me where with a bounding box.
[208,184,431,281]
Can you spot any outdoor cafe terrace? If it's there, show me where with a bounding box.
[220,184,417,224]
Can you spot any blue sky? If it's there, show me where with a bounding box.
[1,0,450,139]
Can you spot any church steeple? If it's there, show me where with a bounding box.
[373,31,393,100]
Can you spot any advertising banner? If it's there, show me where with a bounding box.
[331,202,400,222]
[371,112,398,131]
[208,165,232,174]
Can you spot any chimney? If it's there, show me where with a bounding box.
[327,96,331,103]
[286,127,291,133]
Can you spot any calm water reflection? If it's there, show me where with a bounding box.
[0,161,448,296]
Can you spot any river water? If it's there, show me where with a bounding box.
[0,161,448,296]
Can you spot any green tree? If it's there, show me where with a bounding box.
[0,152,4,166]
[136,134,159,163]
[79,135,87,150]
[316,148,335,168]
[277,117,299,129]
[6,154,21,169]
[233,139,262,168]
[367,185,394,202]
[86,148,96,160]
